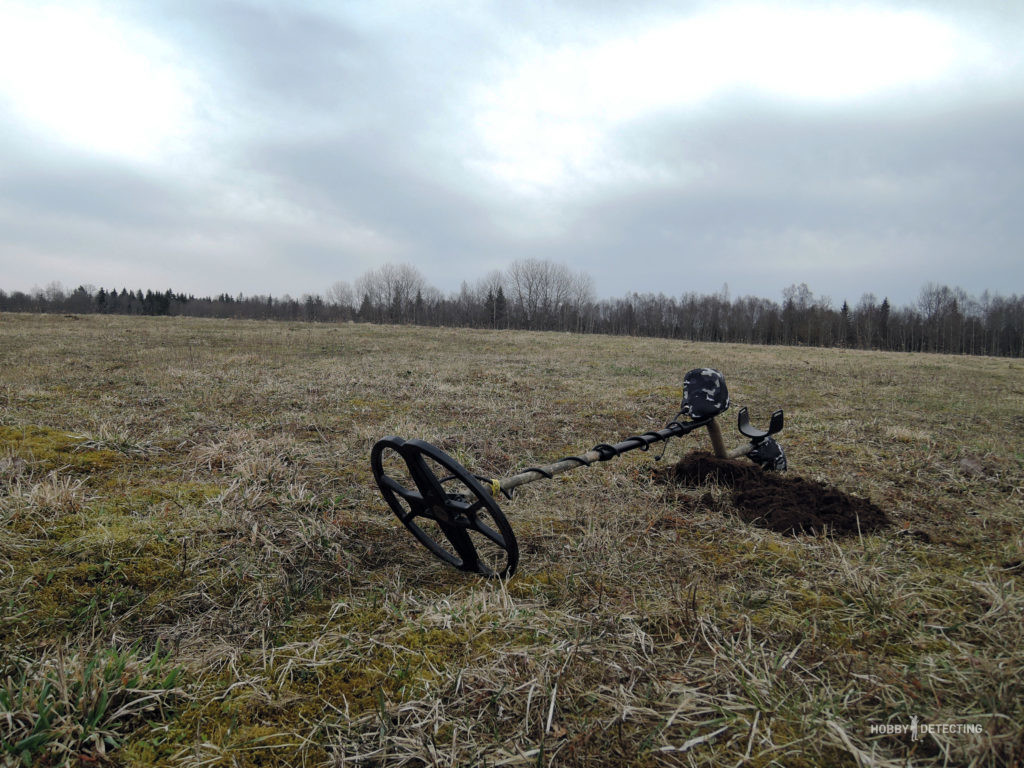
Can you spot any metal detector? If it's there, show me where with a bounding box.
[370,369,785,577]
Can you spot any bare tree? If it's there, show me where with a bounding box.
[854,293,878,348]
[353,263,443,323]
[506,258,592,329]
[326,280,356,311]
[355,263,430,322]
[474,270,506,300]
[42,281,66,303]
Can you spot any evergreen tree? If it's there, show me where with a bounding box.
[840,300,852,346]
[879,298,891,349]
[358,293,372,322]
[495,286,507,328]
[485,290,496,327]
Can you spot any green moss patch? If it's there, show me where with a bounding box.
[0,424,124,474]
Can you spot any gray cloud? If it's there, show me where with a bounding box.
[565,95,1024,302]
[1,0,1022,305]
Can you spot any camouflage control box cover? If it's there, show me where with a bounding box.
[682,368,730,419]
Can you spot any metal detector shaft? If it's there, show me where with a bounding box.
[495,415,715,494]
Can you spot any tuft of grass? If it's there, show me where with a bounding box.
[74,423,165,457]
[0,642,184,766]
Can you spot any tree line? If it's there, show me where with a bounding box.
[3,259,1022,357]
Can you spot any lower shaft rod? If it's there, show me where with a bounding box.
[497,416,714,494]
[706,418,729,458]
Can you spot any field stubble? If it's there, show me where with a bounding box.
[1,313,1022,767]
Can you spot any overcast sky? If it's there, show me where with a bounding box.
[1,0,1022,307]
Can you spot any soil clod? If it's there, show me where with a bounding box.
[660,452,891,536]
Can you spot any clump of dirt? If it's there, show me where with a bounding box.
[658,451,890,536]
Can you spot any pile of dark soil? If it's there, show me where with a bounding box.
[660,452,890,536]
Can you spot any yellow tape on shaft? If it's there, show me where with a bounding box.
[489,478,501,498]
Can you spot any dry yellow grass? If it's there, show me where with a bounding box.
[1,312,1022,767]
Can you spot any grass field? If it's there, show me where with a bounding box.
[1,312,1022,767]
